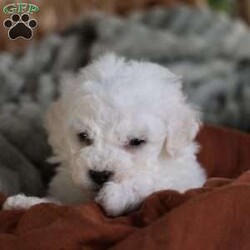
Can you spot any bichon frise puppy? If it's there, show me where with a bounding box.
[3,54,206,216]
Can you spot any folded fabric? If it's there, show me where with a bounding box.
[0,125,249,250]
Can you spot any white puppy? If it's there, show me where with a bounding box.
[3,54,206,216]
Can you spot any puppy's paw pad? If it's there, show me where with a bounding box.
[2,194,50,210]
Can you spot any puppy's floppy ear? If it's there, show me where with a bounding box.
[45,100,69,161]
[45,73,79,160]
[165,102,201,157]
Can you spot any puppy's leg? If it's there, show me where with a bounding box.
[2,194,60,210]
[3,167,87,210]
[48,166,88,204]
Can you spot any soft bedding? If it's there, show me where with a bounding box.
[0,125,250,250]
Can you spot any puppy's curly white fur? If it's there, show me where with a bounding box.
[3,54,206,216]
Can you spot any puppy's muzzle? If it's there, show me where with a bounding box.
[88,170,113,186]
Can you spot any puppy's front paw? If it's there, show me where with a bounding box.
[96,182,138,217]
[96,183,126,216]
[2,194,56,210]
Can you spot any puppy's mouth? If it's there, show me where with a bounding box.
[91,181,113,195]
[89,183,107,195]
[92,185,102,193]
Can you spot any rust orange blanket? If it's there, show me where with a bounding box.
[0,125,250,250]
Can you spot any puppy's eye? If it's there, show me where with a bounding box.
[128,138,147,147]
[77,132,93,146]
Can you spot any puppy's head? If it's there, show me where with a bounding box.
[46,54,200,195]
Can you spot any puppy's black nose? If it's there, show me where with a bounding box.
[88,170,113,186]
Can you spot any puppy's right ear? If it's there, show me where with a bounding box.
[45,100,68,161]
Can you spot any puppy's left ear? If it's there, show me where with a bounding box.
[165,102,201,157]
[45,100,69,161]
